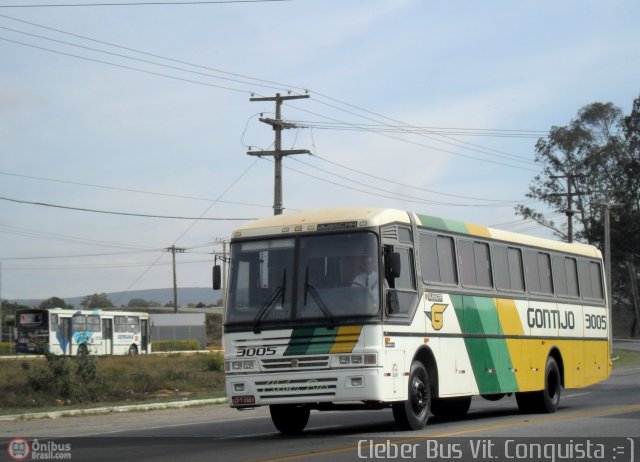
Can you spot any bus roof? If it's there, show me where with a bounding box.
[231,208,601,259]
[23,308,151,317]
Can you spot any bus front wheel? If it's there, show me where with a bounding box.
[392,361,431,430]
[128,345,139,355]
[269,404,310,434]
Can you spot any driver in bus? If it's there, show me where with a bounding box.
[352,256,380,296]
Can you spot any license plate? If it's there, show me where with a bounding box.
[232,395,256,406]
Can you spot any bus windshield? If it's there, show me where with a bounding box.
[226,232,380,325]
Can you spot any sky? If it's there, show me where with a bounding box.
[0,0,639,302]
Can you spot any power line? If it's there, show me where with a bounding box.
[0,170,274,210]
[0,196,257,220]
[288,121,548,138]
[273,158,529,208]
[0,223,157,250]
[289,117,539,166]
[0,15,545,171]
[0,36,255,95]
[3,259,212,271]
[283,104,540,172]
[0,24,296,94]
[0,13,300,93]
[1,250,161,261]
[0,0,291,8]
[288,156,530,207]
[307,153,533,204]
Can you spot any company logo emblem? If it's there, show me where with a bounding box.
[7,438,30,461]
[426,303,448,331]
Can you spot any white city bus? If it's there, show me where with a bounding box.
[218,208,610,433]
[16,308,151,355]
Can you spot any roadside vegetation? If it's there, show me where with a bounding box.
[612,348,640,369]
[0,351,225,415]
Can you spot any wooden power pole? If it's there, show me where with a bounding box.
[166,245,185,313]
[247,93,310,215]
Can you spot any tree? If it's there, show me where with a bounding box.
[80,293,114,309]
[39,297,69,309]
[517,96,640,334]
[127,298,150,308]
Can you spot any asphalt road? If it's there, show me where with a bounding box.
[2,365,639,462]
[614,339,640,352]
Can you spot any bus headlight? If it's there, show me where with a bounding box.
[335,353,377,367]
[225,359,258,374]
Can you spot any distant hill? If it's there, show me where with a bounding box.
[14,287,222,308]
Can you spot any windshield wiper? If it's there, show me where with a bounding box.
[252,268,286,333]
[304,266,336,328]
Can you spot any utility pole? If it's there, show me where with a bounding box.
[166,246,185,313]
[599,202,622,353]
[550,174,582,243]
[0,261,3,343]
[247,93,310,215]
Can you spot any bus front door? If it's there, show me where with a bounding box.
[102,319,113,355]
[60,317,72,355]
[141,319,149,353]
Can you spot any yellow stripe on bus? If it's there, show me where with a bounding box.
[466,223,492,238]
[330,325,363,353]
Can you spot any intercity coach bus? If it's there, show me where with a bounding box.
[217,208,610,433]
[16,308,150,356]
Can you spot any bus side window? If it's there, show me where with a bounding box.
[50,314,58,332]
[73,314,87,332]
[458,240,493,289]
[385,246,417,315]
[115,316,127,333]
[127,316,140,334]
[87,315,101,332]
[579,260,604,301]
[420,233,458,286]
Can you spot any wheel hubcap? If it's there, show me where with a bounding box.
[411,377,427,414]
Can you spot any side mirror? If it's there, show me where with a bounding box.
[212,265,222,290]
[386,252,402,279]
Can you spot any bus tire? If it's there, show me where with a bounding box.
[128,345,138,355]
[539,356,561,413]
[269,404,310,434]
[431,396,471,419]
[392,361,431,430]
[516,356,561,414]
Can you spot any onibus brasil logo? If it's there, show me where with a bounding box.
[7,438,72,460]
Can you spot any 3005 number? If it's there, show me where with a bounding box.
[585,314,607,330]
[237,346,277,357]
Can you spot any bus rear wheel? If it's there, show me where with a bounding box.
[128,345,138,355]
[516,356,561,414]
[269,404,310,434]
[392,361,431,430]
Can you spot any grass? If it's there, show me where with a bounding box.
[0,351,225,416]
[612,348,640,369]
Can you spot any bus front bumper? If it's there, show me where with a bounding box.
[226,367,386,407]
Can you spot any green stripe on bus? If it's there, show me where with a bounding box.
[416,214,468,234]
[284,327,338,355]
[450,295,519,394]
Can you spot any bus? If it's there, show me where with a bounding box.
[217,208,611,433]
[15,308,151,356]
